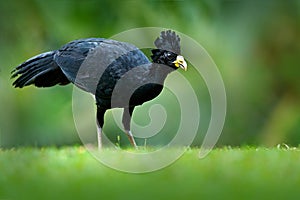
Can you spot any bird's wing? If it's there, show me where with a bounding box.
[54,38,149,95]
[54,38,105,84]
[93,41,151,105]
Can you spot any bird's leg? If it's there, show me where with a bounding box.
[96,121,102,150]
[96,107,107,150]
[127,130,137,148]
[122,106,138,149]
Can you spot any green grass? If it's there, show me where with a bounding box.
[1,147,300,200]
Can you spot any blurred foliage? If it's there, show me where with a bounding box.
[0,0,299,147]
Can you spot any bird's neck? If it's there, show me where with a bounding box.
[148,63,176,84]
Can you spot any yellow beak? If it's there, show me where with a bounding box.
[173,55,188,71]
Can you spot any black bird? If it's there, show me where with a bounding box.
[11,30,187,149]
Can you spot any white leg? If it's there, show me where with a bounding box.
[97,123,102,150]
[96,107,106,150]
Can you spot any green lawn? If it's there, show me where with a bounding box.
[0,147,300,200]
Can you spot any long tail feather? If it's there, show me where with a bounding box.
[12,51,69,88]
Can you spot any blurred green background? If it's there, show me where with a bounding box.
[0,0,299,148]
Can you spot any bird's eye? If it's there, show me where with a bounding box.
[166,52,171,57]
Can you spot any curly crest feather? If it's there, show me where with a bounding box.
[154,30,181,55]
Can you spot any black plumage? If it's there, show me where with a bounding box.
[11,30,187,148]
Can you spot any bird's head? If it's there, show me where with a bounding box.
[151,49,187,71]
[151,30,187,71]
